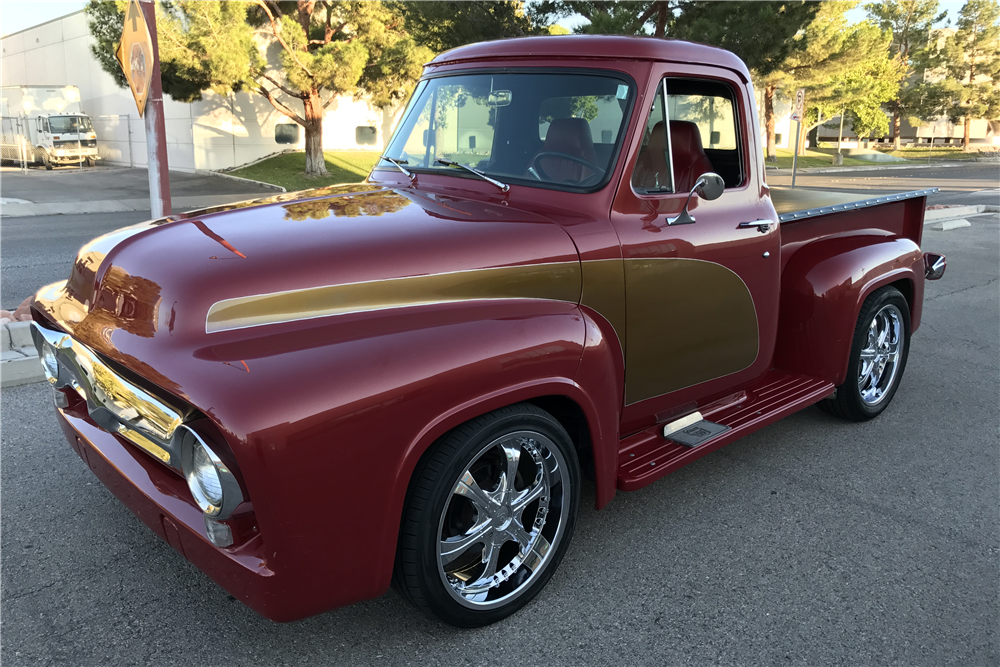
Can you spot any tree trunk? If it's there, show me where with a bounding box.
[654,1,668,38]
[963,116,971,151]
[764,84,777,162]
[892,108,901,150]
[303,90,327,176]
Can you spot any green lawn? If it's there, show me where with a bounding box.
[768,147,874,169]
[231,150,381,192]
[876,146,984,161]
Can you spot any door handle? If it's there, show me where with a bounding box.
[738,220,772,233]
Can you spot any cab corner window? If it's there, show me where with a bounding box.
[632,78,744,195]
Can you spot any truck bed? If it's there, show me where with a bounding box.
[771,186,938,272]
[770,186,938,222]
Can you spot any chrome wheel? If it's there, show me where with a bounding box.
[436,430,569,610]
[857,303,903,406]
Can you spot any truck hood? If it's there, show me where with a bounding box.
[33,184,581,395]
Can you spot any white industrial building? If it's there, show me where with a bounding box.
[0,10,392,172]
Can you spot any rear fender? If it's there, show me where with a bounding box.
[775,233,922,385]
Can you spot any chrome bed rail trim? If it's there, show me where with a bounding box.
[777,188,939,224]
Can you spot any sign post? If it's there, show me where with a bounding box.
[789,88,805,187]
[115,0,171,218]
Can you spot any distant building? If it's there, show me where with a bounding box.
[0,10,393,172]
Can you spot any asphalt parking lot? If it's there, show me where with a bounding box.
[1,166,997,666]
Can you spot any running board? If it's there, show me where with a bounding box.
[617,372,834,492]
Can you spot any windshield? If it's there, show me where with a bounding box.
[381,71,633,191]
[49,116,93,134]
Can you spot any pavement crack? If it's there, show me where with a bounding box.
[1,579,60,603]
[926,276,999,301]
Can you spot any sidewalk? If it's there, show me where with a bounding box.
[0,166,282,217]
[767,156,1000,175]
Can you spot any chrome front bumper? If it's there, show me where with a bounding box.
[30,320,189,471]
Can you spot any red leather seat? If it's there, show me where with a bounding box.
[533,117,599,183]
[633,120,713,193]
[669,120,714,193]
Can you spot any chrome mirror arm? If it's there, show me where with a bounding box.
[666,176,707,226]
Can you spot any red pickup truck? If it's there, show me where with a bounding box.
[30,36,946,627]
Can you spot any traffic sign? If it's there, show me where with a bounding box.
[790,88,805,122]
[114,0,154,117]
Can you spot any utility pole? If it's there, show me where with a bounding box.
[140,0,171,218]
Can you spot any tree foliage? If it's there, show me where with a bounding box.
[671,2,820,77]
[941,0,1000,149]
[396,1,537,53]
[85,1,432,176]
[865,0,948,147]
[531,1,677,37]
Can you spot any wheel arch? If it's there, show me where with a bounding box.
[775,234,923,386]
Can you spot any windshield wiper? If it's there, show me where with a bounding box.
[434,158,509,193]
[378,155,415,183]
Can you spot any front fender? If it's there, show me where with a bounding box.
[775,233,923,385]
[200,299,594,617]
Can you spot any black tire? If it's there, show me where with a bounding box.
[86,157,97,167]
[819,286,910,421]
[41,151,53,170]
[394,403,580,627]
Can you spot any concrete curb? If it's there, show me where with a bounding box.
[197,169,286,193]
[1,321,44,388]
[925,204,1000,223]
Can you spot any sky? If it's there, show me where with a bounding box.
[1,0,966,39]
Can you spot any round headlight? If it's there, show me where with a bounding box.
[192,443,223,506]
[178,425,244,520]
[40,344,59,383]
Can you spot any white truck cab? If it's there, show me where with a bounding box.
[1,85,100,169]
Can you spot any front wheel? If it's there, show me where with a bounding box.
[394,404,580,627]
[820,286,910,421]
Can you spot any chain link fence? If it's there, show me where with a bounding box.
[1,116,34,172]
[91,114,138,167]
[1,114,138,170]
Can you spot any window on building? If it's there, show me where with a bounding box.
[356,126,377,146]
[274,124,299,145]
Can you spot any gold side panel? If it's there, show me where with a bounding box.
[206,262,582,333]
[624,258,758,404]
[579,258,627,356]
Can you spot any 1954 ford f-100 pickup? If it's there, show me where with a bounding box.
[30,36,946,627]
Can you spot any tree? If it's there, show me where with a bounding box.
[669,1,820,160]
[531,1,677,37]
[396,1,537,53]
[760,2,890,157]
[85,1,432,176]
[865,1,948,148]
[941,0,1000,150]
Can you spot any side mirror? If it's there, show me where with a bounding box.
[667,172,724,226]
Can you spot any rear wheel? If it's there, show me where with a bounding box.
[820,286,910,421]
[394,404,580,627]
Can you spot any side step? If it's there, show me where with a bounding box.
[617,371,834,492]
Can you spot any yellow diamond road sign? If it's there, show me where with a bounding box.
[115,0,154,117]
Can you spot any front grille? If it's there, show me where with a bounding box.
[54,139,97,148]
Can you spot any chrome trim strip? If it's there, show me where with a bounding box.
[777,188,939,223]
[30,320,187,471]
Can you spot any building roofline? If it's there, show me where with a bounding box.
[1,8,86,40]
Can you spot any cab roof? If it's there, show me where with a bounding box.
[428,35,751,80]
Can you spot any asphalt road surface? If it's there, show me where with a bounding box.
[1,165,997,666]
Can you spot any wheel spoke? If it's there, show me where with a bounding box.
[512,478,547,517]
[521,535,551,574]
[480,538,502,581]
[509,520,533,552]
[440,521,491,567]
[860,347,879,361]
[454,471,495,516]
[501,441,521,498]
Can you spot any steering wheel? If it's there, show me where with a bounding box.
[528,151,606,185]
